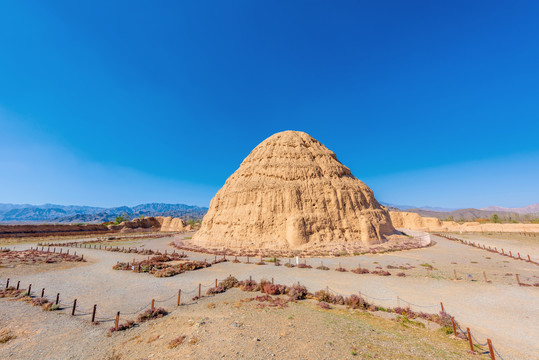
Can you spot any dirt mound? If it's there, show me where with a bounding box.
[193,130,395,250]
[108,217,187,233]
[155,216,187,232]
[390,212,447,229]
[390,211,539,233]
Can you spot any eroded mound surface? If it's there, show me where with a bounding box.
[194,130,395,250]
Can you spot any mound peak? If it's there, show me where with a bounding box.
[193,130,395,250]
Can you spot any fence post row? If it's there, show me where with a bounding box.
[0,274,505,359]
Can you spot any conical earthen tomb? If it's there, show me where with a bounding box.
[193,130,396,250]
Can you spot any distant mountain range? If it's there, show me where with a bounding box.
[2,201,537,224]
[0,203,208,224]
[379,202,458,212]
[480,203,539,214]
[381,202,539,221]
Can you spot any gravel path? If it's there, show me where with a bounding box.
[0,231,537,359]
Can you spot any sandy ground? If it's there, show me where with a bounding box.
[0,230,537,359]
[0,288,489,360]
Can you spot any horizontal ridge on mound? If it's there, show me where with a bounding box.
[194,131,396,250]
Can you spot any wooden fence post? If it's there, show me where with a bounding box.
[450,317,457,337]
[28,284,32,296]
[115,312,120,330]
[56,293,60,305]
[72,299,77,316]
[41,288,45,298]
[483,272,488,283]
[151,299,155,311]
[215,279,217,287]
[16,281,20,290]
[5,278,8,289]
[467,328,474,352]
[92,304,97,323]
[198,283,201,298]
[177,289,181,306]
[454,269,458,280]
[515,274,521,286]
[518,253,521,260]
[487,339,495,360]
[440,302,444,312]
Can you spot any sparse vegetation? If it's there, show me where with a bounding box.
[168,335,186,348]
[137,307,167,323]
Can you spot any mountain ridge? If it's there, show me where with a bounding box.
[0,203,208,224]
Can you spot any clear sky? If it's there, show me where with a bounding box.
[1,1,538,208]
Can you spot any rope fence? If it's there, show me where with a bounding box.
[434,233,538,266]
[0,274,507,359]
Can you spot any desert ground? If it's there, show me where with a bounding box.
[0,230,537,360]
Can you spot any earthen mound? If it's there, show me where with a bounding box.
[193,130,396,250]
[155,216,187,232]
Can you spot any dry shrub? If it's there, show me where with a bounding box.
[351,267,370,274]
[262,283,286,295]
[371,270,391,276]
[397,272,406,277]
[252,294,289,308]
[318,301,332,310]
[0,287,23,298]
[344,294,369,309]
[286,284,308,300]
[335,267,347,272]
[110,320,135,333]
[0,330,16,344]
[206,286,225,295]
[147,335,161,343]
[316,265,329,270]
[218,276,239,290]
[137,307,167,323]
[297,263,312,269]
[168,335,186,348]
[238,280,258,292]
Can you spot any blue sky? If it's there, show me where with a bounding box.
[1,1,538,208]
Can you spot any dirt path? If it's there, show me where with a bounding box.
[0,232,537,359]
